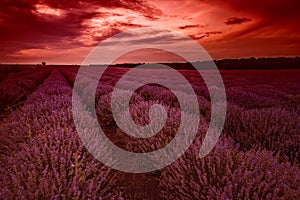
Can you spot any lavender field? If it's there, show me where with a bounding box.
[0,66,299,199]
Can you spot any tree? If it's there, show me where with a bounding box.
[42,62,46,66]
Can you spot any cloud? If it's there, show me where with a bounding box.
[97,29,192,47]
[0,0,162,57]
[90,22,146,45]
[189,31,222,40]
[204,31,222,35]
[189,35,206,40]
[37,0,163,19]
[225,17,251,25]
[178,24,205,29]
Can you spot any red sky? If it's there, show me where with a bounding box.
[0,0,299,64]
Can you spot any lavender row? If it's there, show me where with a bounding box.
[158,137,300,199]
[224,105,300,164]
[0,70,122,199]
[0,68,51,115]
[226,86,299,112]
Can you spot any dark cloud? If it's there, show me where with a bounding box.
[178,24,205,29]
[189,35,206,40]
[225,17,251,25]
[91,22,146,45]
[189,31,222,40]
[0,0,162,56]
[116,22,146,29]
[204,31,222,35]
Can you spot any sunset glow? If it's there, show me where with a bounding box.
[0,0,299,64]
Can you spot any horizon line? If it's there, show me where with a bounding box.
[0,56,299,66]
